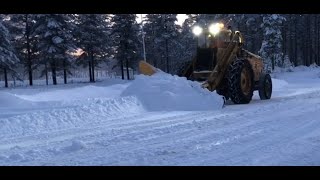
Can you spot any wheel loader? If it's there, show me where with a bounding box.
[138,22,272,104]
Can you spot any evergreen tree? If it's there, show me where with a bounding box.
[246,15,263,54]
[283,54,294,71]
[0,21,20,87]
[144,14,180,73]
[259,14,286,72]
[111,14,140,80]
[32,14,76,85]
[171,14,197,74]
[5,14,38,86]
[143,14,161,68]
[75,14,110,82]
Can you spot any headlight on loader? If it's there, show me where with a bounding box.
[192,26,203,36]
[209,23,224,36]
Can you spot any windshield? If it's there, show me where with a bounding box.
[197,33,209,48]
[197,29,232,48]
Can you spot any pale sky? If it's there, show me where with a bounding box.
[136,14,188,26]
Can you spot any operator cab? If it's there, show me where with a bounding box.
[192,23,234,80]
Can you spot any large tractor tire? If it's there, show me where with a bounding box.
[228,59,254,104]
[216,76,229,100]
[216,88,229,100]
[258,73,272,100]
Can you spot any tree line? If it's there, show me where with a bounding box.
[0,14,318,88]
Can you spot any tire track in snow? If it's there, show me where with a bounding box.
[198,107,320,165]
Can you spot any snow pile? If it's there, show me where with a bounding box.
[121,72,224,111]
[273,66,320,85]
[80,96,145,118]
[17,84,129,102]
[273,66,294,73]
[273,64,319,74]
[294,64,319,71]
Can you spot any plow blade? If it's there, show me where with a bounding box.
[138,61,158,76]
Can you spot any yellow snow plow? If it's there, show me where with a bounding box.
[138,61,157,76]
[139,23,272,104]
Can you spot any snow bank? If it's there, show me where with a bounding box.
[294,64,319,71]
[273,66,320,85]
[80,96,145,118]
[17,84,129,102]
[273,64,319,73]
[121,72,224,111]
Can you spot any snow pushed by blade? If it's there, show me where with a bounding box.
[121,72,224,111]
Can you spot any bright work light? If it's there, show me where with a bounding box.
[209,23,224,36]
[192,26,203,36]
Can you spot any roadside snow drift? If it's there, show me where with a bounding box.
[121,72,224,111]
[16,84,129,102]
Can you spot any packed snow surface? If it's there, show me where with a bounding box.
[1,66,320,165]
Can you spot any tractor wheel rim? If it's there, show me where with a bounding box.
[241,67,251,96]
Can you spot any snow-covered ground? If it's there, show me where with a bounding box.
[1,67,320,165]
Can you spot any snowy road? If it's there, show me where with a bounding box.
[1,67,320,165]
